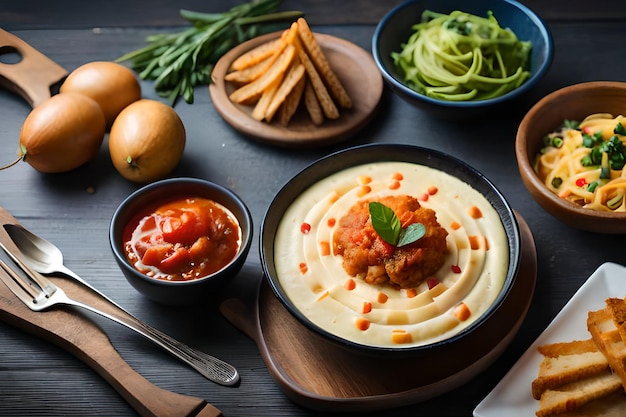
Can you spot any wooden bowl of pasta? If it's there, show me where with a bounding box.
[516,81,626,234]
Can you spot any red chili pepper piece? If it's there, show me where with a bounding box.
[426,277,439,289]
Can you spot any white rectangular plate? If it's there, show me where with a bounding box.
[473,262,626,417]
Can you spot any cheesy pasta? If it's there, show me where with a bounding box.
[535,113,626,212]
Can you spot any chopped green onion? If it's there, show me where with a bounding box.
[607,193,624,210]
[600,136,626,170]
[582,133,594,148]
[582,131,603,148]
[590,148,602,165]
[551,137,564,148]
[614,122,626,135]
[580,154,594,167]
[600,152,611,179]
[563,119,580,130]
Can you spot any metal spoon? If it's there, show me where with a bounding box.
[3,224,90,287]
[2,222,240,386]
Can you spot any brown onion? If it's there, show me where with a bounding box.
[10,92,106,173]
[60,61,141,129]
[109,99,186,183]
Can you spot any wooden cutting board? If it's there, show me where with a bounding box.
[220,212,537,412]
[0,206,222,417]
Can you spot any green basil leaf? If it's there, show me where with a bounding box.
[397,222,426,247]
[369,201,401,245]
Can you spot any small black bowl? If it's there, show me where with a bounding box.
[110,177,253,307]
[260,144,521,355]
[372,0,554,118]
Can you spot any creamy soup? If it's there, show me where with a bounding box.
[273,161,510,348]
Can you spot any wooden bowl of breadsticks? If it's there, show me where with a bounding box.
[210,17,383,147]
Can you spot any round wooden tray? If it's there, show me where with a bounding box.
[220,212,536,412]
[209,31,383,148]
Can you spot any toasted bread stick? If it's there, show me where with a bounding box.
[296,17,352,109]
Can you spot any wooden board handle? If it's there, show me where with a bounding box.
[0,289,222,417]
[0,28,67,107]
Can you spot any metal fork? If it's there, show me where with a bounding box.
[0,243,239,387]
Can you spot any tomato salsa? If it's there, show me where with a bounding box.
[123,196,241,281]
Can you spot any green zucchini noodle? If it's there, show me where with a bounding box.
[535,114,626,212]
[391,10,532,101]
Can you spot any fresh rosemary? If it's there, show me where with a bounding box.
[116,0,302,105]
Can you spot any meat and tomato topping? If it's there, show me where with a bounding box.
[332,195,448,288]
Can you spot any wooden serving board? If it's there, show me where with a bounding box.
[0,206,222,417]
[220,213,537,412]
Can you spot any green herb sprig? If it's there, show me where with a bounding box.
[116,0,302,105]
[368,201,426,247]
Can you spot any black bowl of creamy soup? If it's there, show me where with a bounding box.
[260,144,521,355]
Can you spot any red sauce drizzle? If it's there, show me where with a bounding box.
[388,180,401,190]
[356,317,370,331]
[426,277,439,289]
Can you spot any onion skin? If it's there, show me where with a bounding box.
[109,99,186,183]
[19,92,106,173]
[60,61,141,129]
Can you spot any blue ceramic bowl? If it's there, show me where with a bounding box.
[372,0,553,117]
[109,178,253,306]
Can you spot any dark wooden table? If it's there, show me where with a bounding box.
[1,1,626,416]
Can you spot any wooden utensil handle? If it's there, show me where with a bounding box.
[0,276,222,417]
[0,28,67,107]
[77,334,222,417]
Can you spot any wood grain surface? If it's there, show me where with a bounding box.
[0,207,222,417]
[0,1,626,416]
[1,0,625,30]
[220,213,536,413]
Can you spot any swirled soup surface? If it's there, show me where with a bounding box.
[274,162,509,348]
